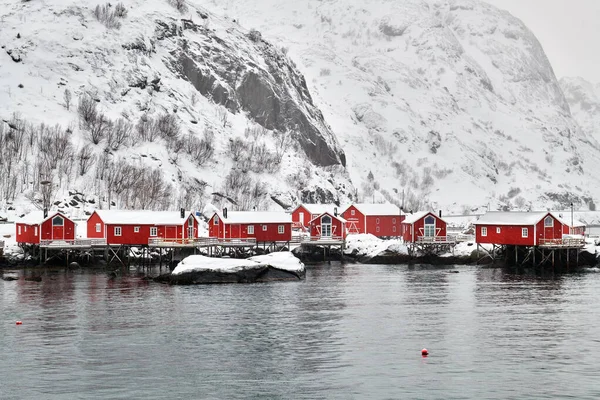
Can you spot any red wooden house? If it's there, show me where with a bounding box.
[401,211,448,243]
[291,204,337,230]
[87,209,199,246]
[307,212,347,241]
[208,209,292,243]
[16,211,76,244]
[474,211,567,246]
[341,203,403,237]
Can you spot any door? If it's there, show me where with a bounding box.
[299,212,304,225]
[187,216,195,239]
[543,216,554,240]
[321,215,332,237]
[165,226,177,239]
[52,216,65,240]
[230,224,241,238]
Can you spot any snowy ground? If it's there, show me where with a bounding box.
[172,251,304,275]
[0,222,22,260]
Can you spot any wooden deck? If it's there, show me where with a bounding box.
[40,239,108,249]
[300,236,345,246]
[416,236,457,244]
[538,238,586,249]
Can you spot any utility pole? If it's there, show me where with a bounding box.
[570,202,574,235]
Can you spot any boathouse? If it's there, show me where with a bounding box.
[340,203,403,237]
[86,209,198,246]
[16,211,76,245]
[474,211,567,246]
[401,211,448,243]
[291,204,338,230]
[307,212,347,241]
[208,209,292,243]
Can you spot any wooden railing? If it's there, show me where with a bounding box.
[301,236,344,243]
[148,237,199,246]
[148,237,257,247]
[454,234,475,243]
[40,238,107,248]
[538,238,585,247]
[417,236,456,244]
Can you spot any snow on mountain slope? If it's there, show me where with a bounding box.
[560,77,600,145]
[200,0,600,213]
[0,0,353,217]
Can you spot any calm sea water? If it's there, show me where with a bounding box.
[2,264,600,399]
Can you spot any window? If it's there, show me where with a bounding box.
[351,209,355,216]
[522,228,528,238]
[376,218,380,224]
[248,225,254,234]
[544,216,554,227]
[299,212,304,224]
[496,227,501,234]
[376,226,380,233]
[134,226,140,233]
[392,218,396,224]
[150,227,158,237]
[34,226,38,236]
[18,226,21,235]
[278,225,284,234]
[96,223,101,233]
[52,216,64,226]
[114,227,122,236]
[188,216,194,227]
[424,215,435,237]
[393,226,396,233]
[214,215,219,225]
[481,227,487,237]
[321,215,332,237]
[262,225,267,231]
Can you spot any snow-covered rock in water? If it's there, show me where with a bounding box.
[344,234,408,262]
[164,251,305,284]
[200,0,600,212]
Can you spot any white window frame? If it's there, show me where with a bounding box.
[134,226,140,233]
[376,226,380,233]
[376,218,380,224]
[392,218,396,224]
[496,227,501,234]
[150,227,158,237]
[18,226,21,235]
[544,216,554,227]
[481,227,487,237]
[213,215,219,225]
[262,225,267,231]
[522,228,528,238]
[34,226,38,236]
[96,223,101,233]
[248,225,254,234]
[393,226,396,233]
[351,209,355,216]
[278,225,284,234]
[114,226,122,236]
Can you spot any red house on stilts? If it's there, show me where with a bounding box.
[474,211,576,246]
[401,211,448,243]
[291,204,338,231]
[340,203,403,237]
[16,211,76,245]
[86,209,199,246]
[307,212,347,242]
[208,209,292,245]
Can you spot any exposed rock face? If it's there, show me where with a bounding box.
[560,77,600,143]
[157,265,305,285]
[162,18,345,167]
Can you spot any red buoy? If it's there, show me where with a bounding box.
[421,348,428,356]
[16,321,22,325]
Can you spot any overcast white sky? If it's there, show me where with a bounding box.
[484,0,600,83]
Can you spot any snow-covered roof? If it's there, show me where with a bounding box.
[553,213,586,228]
[215,211,292,224]
[17,211,69,225]
[307,212,347,224]
[93,210,194,225]
[345,203,401,216]
[296,203,338,215]
[474,211,554,226]
[402,211,436,224]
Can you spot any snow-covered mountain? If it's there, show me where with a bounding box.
[0,0,353,217]
[1,0,599,217]
[200,0,600,213]
[560,77,600,145]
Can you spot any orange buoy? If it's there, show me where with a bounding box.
[421,348,428,356]
[16,321,22,325]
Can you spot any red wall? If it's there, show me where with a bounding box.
[402,213,447,243]
[475,224,535,246]
[341,205,365,234]
[208,214,292,242]
[87,212,105,239]
[291,206,312,228]
[308,214,347,239]
[16,223,38,244]
[366,215,403,237]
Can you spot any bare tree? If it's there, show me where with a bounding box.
[63,89,72,110]
[78,145,96,176]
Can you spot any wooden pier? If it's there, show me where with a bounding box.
[407,235,457,256]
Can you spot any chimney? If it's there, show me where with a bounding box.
[43,208,48,218]
[334,207,338,217]
[180,208,185,218]
[439,210,442,218]
[223,207,228,219]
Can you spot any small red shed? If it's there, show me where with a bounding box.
[474,211,566,246]
[307,212,348,240]
[341,203,403,237]
[291,204,338,230]
[208,209,292,242]
[87,209,199,246]
[16,211,76,244]
[401,211,448,243]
